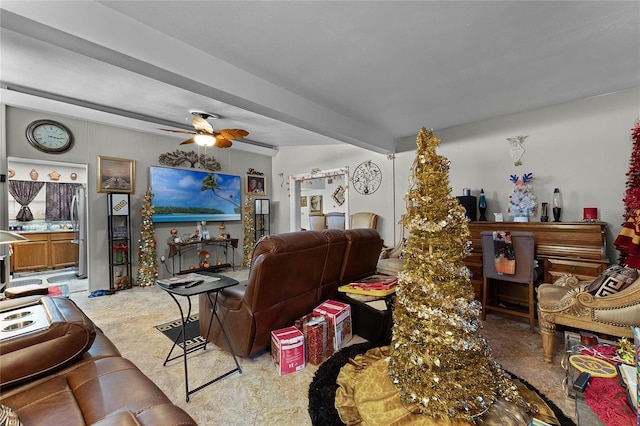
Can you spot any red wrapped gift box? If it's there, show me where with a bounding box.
[298,314,334,365]
[313,300,352,351]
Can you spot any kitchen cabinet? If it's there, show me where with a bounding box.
[10,232,78,273]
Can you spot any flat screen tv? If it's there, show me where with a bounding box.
[149,166,242,223]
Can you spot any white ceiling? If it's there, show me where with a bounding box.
[1,1,639,155]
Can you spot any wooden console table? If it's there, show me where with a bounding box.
[168,238,239,273]
[465,222,608,301]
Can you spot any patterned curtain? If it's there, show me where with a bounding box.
[8,180,45,221]
[46,183,80,221]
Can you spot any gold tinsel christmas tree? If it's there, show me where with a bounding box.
[136,187,158,286]
[388,128,532,421]
[242,194,255,267]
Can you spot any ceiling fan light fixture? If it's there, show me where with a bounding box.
[194,134,215,146]
[190,111,220,120]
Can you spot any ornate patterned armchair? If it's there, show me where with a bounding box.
[537,274,640,363]
[376,216,405,276]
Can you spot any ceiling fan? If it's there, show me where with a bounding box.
[161,112,249,148]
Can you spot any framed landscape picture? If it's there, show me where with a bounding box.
[97,156,135,194]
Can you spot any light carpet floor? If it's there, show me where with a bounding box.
[69,269,575,426]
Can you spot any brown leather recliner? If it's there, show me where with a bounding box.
[340,228,384,284]
[199,228,383,357]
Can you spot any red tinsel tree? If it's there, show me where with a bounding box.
[622,120,640,219]
[614,120,640,266]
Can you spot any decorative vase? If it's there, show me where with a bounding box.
[478,189,487,221]
[540,203,549,222]
[514,216,529,223]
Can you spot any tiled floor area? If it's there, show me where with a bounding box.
[8,267,89,294]
[63,268,575,426]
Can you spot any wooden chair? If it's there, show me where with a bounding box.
[481,231,538,332]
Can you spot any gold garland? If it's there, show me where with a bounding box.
[388,128,534,421]
[242,194,255,267]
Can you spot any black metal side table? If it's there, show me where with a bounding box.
[156,272,242,402]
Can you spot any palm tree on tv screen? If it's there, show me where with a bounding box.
[200,173,240,209]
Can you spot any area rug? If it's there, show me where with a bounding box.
[46,273,78,283]
[308,343,576,426]
[584,376,636,426]
[154,314,206,351]
[6,278,43,286]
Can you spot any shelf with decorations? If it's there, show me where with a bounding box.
[254,199,270,241]
[107,193,133,293]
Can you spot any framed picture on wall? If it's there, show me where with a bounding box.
[310,195,323,214]
[300,196,308,208]
[246,174,266,195]
[97,156,135,194]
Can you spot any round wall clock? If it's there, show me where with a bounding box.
[26,120,74,153]
[353,160,382,195]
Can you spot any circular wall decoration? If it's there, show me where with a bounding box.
[353,160,382,195]
[26,119,73,153]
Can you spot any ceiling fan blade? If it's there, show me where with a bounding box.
[217,129,249,140]
[179,136,197,145]
[192,117,214,134]
[214,136,233,148]
[159,128,196,135]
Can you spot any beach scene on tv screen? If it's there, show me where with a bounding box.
[150,166,242,222]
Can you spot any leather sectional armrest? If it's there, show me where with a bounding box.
[0,297,96,390]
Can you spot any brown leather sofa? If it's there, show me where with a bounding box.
[0,295,196,426]
[199,229,383,357]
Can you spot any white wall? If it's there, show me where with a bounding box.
[271,145,398,248]
[395,87,640,262]
[3,106,272,290]
[273,88,639,264]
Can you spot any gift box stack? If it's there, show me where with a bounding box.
[313,299,352,351]
[297,314,334,365]
[271,299,352,373]
[271,327,305,376]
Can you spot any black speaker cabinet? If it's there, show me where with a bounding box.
[456,196,477,221]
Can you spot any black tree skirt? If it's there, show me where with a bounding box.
[308,343,575,426]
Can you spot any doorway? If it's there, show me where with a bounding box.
[289,167,350,231]
[6,157,89,279]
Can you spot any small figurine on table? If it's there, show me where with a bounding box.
[198,250,211,269]
[199,221,210,240]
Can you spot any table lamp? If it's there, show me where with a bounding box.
[0,230,29,290]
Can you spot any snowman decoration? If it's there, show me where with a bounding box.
[507,135,528,166]
[508,173,537,221]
